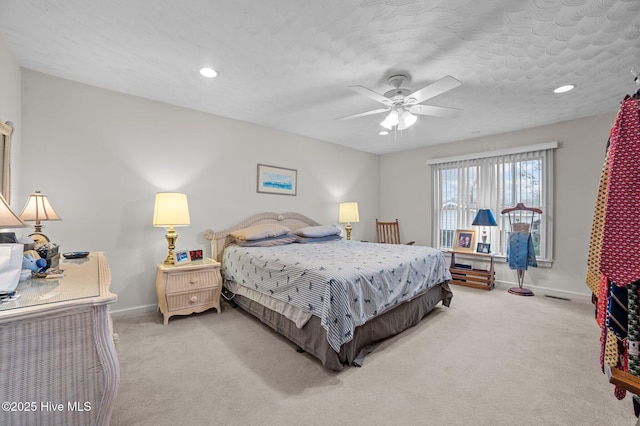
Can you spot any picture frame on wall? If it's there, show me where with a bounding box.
[257,164,297,196]
[453,229,476,252]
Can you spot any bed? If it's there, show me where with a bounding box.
[204,212,453,371]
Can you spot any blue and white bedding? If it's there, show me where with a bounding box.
[222,240,451,352]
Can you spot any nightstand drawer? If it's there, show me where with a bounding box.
[165,270,218,293]
[166,289,217,311]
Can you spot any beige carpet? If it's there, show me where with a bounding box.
[110,285,637,425]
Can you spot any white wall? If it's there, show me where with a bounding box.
[380,113,617,299]
[19,70,380,312]
[0,34,22,207]
[3,32,620,306]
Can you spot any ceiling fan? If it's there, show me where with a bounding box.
[339,74,463,131]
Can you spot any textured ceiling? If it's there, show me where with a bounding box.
[0,0,639,155]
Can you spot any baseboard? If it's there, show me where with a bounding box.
[110,303,158,317]
[493,280,592,303]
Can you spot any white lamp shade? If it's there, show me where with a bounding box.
[153,192,190,227]
[380,110,399,130]
[19,191,61,222]
[401,111,417,129]
[0,192,26,228]
[338,202,359,223]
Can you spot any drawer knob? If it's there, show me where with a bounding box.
[189,277,198,284]
[190,296,198,303]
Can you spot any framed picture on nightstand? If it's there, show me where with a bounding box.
[189,249,203,261]
[477,243,491,254]
[174,250,191,265]
[453,229,476,252]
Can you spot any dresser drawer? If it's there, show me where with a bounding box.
[165,269,218,293]
[166,288,218,311]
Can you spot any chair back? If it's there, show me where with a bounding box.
[376,219,402,244]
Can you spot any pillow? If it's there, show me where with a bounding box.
[235,234,297,247]
[230,223,291,241]
[294,225,341,238]
[295,234,342,244]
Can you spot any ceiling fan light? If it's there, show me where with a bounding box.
[388,110,399,126]
[396,110,417,131]
[380,110,399,129]
[403,112,417,128]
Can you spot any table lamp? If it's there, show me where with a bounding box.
[472,209,498,249]
[19,190,61,242]
[338,202,359,240]
[0,192,26,230]
[153,192,190,265]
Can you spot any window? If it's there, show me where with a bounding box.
[429,143,556,261]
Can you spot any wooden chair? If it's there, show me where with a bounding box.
[376,219,415,245]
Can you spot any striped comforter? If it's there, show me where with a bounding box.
[222,240,451,352]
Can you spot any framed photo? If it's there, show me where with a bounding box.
[453,229,476,252]
[174,250,191,265]
[257,164,297,196]
[477,242,491,254]
[189,249,203,261]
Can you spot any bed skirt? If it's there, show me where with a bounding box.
[228,281,453,371]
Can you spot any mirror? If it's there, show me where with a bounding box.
[0,120,12,203]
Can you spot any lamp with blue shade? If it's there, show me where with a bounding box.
[472,209,497,249]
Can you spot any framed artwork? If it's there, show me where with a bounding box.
[453,229,476,252]
[174,250,191,265]
[189,249,203,261]
[257,164,297,196]
[0,121,13,202]
[477,242,491,254]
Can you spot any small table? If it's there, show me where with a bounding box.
[448,250,495,290]
[155,258,222,324]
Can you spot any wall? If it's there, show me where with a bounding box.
[0,34,22,207]
[380,112,616,299]
[19,70,380,313]
[3,33,621,305]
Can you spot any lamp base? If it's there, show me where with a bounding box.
[29,232,51,248]
[345,223,352,240]
[163,228,178,265]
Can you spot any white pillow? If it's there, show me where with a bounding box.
[230,223,291,241]
[294,225,341,238]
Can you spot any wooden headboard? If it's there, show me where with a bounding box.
[203,212,321,262]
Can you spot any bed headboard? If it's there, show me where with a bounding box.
[203,212,321,262]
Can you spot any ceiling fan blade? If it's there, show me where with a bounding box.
[405,75,462,105]
[409,104,463,118]
[337,108,390,121]
[348,85,393,106]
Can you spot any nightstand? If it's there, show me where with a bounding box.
[155,258,222,324]
[448,251,495,290]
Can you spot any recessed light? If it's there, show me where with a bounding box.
[553,84,575,94]
[200,67,218,78]
[379,130,389,136]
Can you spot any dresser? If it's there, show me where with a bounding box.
[0,252,119,426]
[155,258,222,324]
